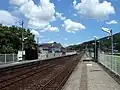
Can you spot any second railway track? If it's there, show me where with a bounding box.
[0,53,84,90]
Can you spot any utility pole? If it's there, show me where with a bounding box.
[102,28,115,70]
[110,30,113,56]
[94,38,97,61]
[93,36,98,62]
[110,30,114,69]
[21,21,24,60]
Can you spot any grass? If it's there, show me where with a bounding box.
[114,53,120,56]
[116,57,120,63]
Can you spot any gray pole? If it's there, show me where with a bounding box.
[21,21,24,60]
[98,40,100,61]
[110,30,113,56]
[110,30,114,70]
[99,40,100,52]
[95,38,97,61]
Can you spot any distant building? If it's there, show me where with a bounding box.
[38,42,64,54]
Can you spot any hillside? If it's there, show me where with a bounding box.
[66,32,120,53]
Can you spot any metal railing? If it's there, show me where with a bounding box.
[0,54,17,64]
[0,52,73,65]
[38,53,62,60]
[0,53,63,65]
[89,51,120,76]
[98,53,120,75]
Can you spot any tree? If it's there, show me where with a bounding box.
[0,25,35,54]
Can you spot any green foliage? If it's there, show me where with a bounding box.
[66,32,120,53]
[99,33,120,52]
[0,25,35,54]
[114,33,120,51]
[66,44,85,52]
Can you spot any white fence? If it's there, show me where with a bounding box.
[98,53,120,76]
[0,53,62,64]
[0,53,63,65]
[0,54,17,64]
[0,52,74,65]
[38,53,62,60]
[66,51,77,55]
[89,51,120,76]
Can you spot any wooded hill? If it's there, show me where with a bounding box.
[66,32,120,53]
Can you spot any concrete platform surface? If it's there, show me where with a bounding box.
[87,61,120,90]
[62,53,120,90]
[62,58,83,90]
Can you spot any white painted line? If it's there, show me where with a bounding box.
[86,64,92,66]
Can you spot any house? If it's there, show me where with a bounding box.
[38,42,64,54]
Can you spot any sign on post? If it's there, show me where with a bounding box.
[17,51,24,61]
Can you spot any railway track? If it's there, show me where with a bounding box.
[0,63,50,82]
[0,53,84,90]
[26,54,82,90]
[0,64,56,89]
[39,56,80,90]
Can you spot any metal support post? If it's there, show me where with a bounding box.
[21,21,24,60]
[110,30,113,70]
[5,54,6,63]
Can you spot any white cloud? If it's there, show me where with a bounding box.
[55,12,66,20]
[93,36,99,39]
[62,44,69,47]
[62,24,64,27]
[10,0,56,29]
[106,20,118,24]
[73,0,115,19]
[41,25,59,32]
[73,0,77,6]
[31,29,40,36]
[73,14,77,16]
[41,40,54,43]
[9,0,28,6]
[62,42,83,47]
[0,10,19,25]
[62,43,75,47]
[63,19,86,33]
[30,29,40,43]
[28,20,49,29]
[47,41,54,43]
[64,38,68,40]
[41,38,50,42]
[76,42,81,45]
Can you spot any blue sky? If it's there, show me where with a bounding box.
[0,0,120,46]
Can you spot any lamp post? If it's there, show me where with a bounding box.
[15,20,24,60]
[102,27,113,55]
[21,21,24,60]
[98,40,100,52]
[102,27,114,70]
[97,40,101,61]
[93,36,98,61]
[110,30,114,56]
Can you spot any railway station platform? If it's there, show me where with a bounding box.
[62,53,120,90]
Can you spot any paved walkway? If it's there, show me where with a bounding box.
[62,53,120,90]
[87,61,120,90]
